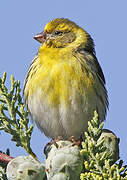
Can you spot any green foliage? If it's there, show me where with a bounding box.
[0,73,37,160]
[80,111,127,180]
[0,166,7,180]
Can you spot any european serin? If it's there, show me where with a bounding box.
[24,18,108,139]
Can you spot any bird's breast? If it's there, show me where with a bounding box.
[24,49,106,138]
[26,49,95,107]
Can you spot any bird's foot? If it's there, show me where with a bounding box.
[68,134,84,147]
[44,136,64,156]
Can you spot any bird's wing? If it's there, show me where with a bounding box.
[76,49,106,85]
[23,55,38,97]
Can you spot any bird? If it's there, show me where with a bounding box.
[24,18,108,139]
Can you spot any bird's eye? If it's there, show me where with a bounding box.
[54,31,63,36]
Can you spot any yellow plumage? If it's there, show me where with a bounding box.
[25,48,95,106]
[24,18,108,139]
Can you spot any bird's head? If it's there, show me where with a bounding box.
[34,18,94,50]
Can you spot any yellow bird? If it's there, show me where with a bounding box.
[24,18,108,139]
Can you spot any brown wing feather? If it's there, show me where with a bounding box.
[77,49,106,84]
[23,55,38,97]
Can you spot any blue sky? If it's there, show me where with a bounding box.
[0,0,127,163]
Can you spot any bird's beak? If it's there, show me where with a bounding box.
[33,31,47,43]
